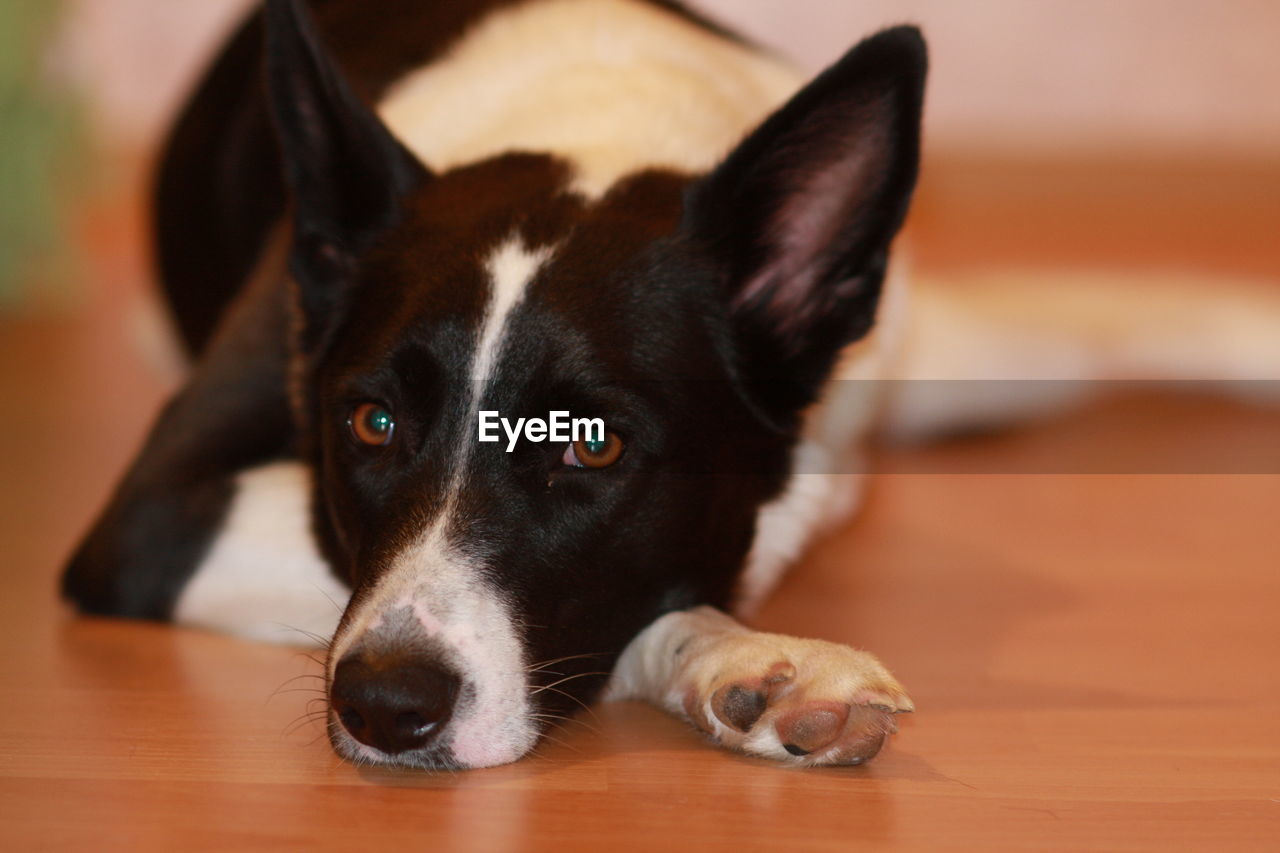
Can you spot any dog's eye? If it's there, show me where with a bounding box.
[562,431,624,469]
[349,403,395,447]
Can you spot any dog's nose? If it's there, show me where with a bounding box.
[330,655,460,754]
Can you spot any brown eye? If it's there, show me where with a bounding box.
[349,403,395,446]
[563,431,624,469]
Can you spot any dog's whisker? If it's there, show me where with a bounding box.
[269,672,326,691]
[284,713,330,736]
[271,687,330,698]
[529,727,581,756]
[271,673,327,689]
[299,652,329,670]
[528,709,574,724]
[535,669,612,686]
[289,706,331,721]
[283,710,332,738]
[533,670,612,694]
[531,710,602,736]
[273,622,333,648]
[304,729,332,749]
[523,651,607,674]
[311,583,346,616]
[266,673,330,706]
[529,684,604,722]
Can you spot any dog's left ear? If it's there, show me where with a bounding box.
[685,27,926,421]
[264,0,430,340]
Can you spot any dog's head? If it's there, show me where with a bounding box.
[263,0,925,768]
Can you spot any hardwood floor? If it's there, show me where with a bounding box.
[0,156,1277,850]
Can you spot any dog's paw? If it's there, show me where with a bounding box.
[677,633,913,766]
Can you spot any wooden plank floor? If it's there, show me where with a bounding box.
[1,156,1277,851]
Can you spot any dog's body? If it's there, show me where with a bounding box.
[62,0,1280,771]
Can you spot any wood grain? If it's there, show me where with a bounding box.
[1,156,1277,851]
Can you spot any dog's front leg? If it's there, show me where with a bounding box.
[605,607,913,765]
[62,243,349,643]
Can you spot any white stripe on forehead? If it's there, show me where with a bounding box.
[419,234,553,526]
[471,237,553,386]
[447,234,553,511]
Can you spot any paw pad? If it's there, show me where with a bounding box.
[775,701,848,755]
[711,684,767,732]
[709,661,796,732]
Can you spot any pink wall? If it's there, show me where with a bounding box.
[55,0,1280,157]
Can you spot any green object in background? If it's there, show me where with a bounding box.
[0,0,84,309]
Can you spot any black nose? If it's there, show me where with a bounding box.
[330,654,461,754]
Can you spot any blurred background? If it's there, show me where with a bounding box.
[52,0,1280,158]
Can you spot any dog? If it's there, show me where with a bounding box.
[62,0,1280,771]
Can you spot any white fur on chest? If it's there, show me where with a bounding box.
[377,0,801,196]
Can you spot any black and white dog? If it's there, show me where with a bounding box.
[64,0,1278,771]
[66,0,924,769]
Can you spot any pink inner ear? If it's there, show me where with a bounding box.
[731,102,892,337]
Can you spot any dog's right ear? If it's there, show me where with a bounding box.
[264,0,429,338]
[683,27,926,427]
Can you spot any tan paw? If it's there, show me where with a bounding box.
[677,633,913,766]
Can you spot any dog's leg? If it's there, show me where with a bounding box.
[169,460,348,644]
[882,270,1280,439]
[605,606,912,765]
[62,237,346,643]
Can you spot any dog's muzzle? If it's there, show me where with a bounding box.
[323,565,538,770]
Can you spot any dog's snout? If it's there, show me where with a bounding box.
[330,655,460,755]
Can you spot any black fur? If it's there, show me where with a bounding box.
[263,0,431,348]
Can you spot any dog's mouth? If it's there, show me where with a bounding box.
[327,715,475,772]
[323,663,580,771]
[322,636,616,770]
[327,718,467,771]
